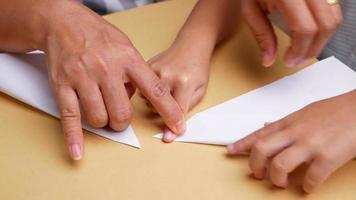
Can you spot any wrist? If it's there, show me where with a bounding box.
[19,0,63,50]
[30,0,95,52]
[171,29,217,60]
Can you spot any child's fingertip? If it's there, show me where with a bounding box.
[163,129,177,143]
[227,144,238,154]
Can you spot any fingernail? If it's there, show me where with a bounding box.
[262,50,274,67]
[227,144,238,154]
[264,122,271,127]
[70,144,82,160]
[163,130,177,143]
[254,170,266,180]
[175,120,186,134]
[287,56,305,67]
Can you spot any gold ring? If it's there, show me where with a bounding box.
[326,0,339,5]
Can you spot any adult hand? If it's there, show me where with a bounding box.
[241,0,343,67]
[41,1,185,160]
[228,90,356,193]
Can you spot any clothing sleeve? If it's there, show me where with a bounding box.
[81,0,156,15]
[319,0,356,71]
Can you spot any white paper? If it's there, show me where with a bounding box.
[154,57,356,145]
[0,53,140,148]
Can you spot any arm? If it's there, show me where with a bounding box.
[0,0,49,52]
[0,0,185,160]
[148,0,239,142]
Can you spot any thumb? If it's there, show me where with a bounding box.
[173,84,195,115]
[162,85,194,143]
[242,0,277,67]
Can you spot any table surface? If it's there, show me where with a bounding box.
[1,0,355,199]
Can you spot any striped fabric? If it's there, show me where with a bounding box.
[319,0,356,70]
[81,0,156,15]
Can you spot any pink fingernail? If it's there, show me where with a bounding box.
[227,144,238,154]
[262,50,274,67]
[264,122,272,127]
[287,56,305,67]
[70,144,82,160]
[254,170,266,180]
[163,130,177,143]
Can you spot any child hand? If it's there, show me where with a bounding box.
[228,90,356,193]
[148,43,211,142]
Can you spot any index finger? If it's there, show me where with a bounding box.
[242,0,278,67]
[55,85,83,160]
[227,121,284,154]
[127,58,186,135]
[277,0,318,67]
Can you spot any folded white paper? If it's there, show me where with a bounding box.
[155,57,356,145]
[0,53,140,148]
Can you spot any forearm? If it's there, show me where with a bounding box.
[0,0,54,52]
[0,0,94,53]
[173,0,239,54]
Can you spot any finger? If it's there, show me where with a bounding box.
[249,129,294,179]
[128,58,186,135]
[189,86,207,111]
[55,85,83,160]
[330,3,343,25]
[303,152,350,193]
[305,0,341,57]
[277,0,318,67]
[227,121,285,155]
[162,127,177,143]
[162,85,195,143]
[77,83,108,128]
[242,0,277,67]
[302,158,335,193]
[100,78,133,131]
[162,86,207,143]
[269,144,312,188]
[172,84,195,114]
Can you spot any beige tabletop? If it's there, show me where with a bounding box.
[1,0,355,199]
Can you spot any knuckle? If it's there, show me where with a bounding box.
[266,121,283,130]
[69,58,87,77]
[156,70,170,79]
[253,140,268,156]
[271,157,287,174]
[294,25,318,36]
[111,107,133,127]
[150,79,169,98]
[60,108,79,120]
[320,21,338,33]
[88,112,108,128]
[49,71,72,88]
[177,75,191,86]
[94,57,112,77]
[316,151,334,165]
[121,47,141,67]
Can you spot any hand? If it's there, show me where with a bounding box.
[42,1,185,160]
[241,0,343,67]
[228,90,356,193]
[147,42,210,142]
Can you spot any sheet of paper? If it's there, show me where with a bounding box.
[0,53,140,148]
[155,57,356,145]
